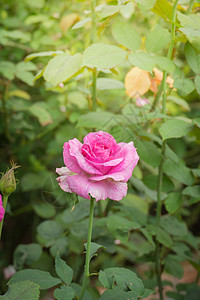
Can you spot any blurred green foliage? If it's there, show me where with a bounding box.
[0,0,200,299]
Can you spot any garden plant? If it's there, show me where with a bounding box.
[0,0,200,299]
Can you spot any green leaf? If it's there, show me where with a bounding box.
[99,267,144,297]
[185,285,200,300]
[143,175,174,193]
[50,237,69,258]
[167,95,190,111]
[156,227,173,248]
[37,220,63,240]
[16,71,35,86]
[28,104,53,126]
[84,242,105,261]
[72,17,91,29]
[194,75,200,95]
[62,200,89,225]
[16,62,37,72]
[9,269,61,290]
[0,281,40,300]
[96,78,124,90]
[25,50,64,61]
[33,201,56,219]
[165,255,184,279]
[151,0,173,22]
[160,215,187,237]
[180,27,200,39]
[174,78,195,96]
[14,244,42,270]
[135,140,162,167]
[107,215,140,243]
[0,61,15,80]
[183,185,200,198]
[165,192,182,214]
[82,43,127,69]
[184,43,199,74]
[128,52,155,72]
[54,286,76,300]
[112,21,141,51]
[21,172,49,192]
[97,5,120,19]
[77,111,120,130]
[120,2,135,19]
[163,159,194,185]
[99,287,127,300]
[155,56,175,73]
[136,0,156,10]
[55,256,73,285]
[128,52,174,73]
[43,53,83,86]
[159,119,193,140]
[70,283,92,300]
[121,193,148,214]
[146,26,170,52]
[140,228,155,247]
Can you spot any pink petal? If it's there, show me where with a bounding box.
[86,157,124,175]
[110,142,139,174]
[0,206,5,223]
[63,142,82,174]
[56,167,72,176]
[83,131,117,148]
[68,139,102,175]
[67,174,127,201]
[56,167,73,193]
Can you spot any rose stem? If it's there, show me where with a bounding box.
[79,197,95,300]
[155,1,179,300]
[144,0,179,129]
[0,195,9,241]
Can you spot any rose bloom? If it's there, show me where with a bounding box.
[56,131,139,201]
[0,194,5,222]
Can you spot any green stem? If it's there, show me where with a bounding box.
[0,195,9,241]
[79,197,95,300]
[154,2,179,299]
[91,0,97,111]
[150,0,179,114]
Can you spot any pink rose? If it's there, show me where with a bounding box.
[0,194,5,222]
[56,131,139,201]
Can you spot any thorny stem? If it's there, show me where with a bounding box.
[79,197,95,300]
[154,1,179,300]
[0,195,9,241]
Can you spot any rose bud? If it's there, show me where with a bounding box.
[0,164,19,197]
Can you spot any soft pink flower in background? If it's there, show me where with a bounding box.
[136,97,150,107]
[3,265,16,280]
[56,131,139,201]
[0,194,5,222]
